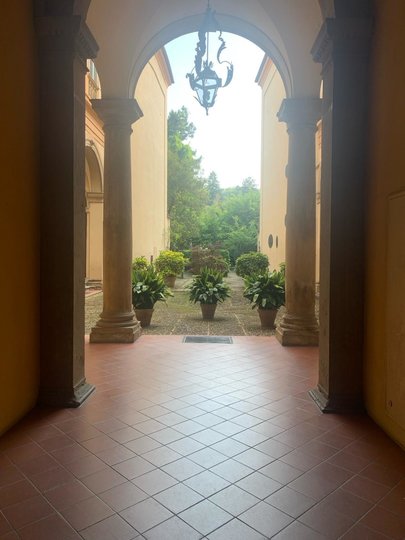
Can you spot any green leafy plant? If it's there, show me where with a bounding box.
[236,252,269,277]
[243,269,285,310]
[132,256,148,272]
[188,268,231,305]
[131,265,173,309]
[155,250,186,277]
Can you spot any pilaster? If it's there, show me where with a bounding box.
[35,5,98,406]
[310,11,373,412]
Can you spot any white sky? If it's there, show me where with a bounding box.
[165,32,265,188]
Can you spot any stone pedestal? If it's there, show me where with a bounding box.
[34,4,98,406]
[90,99,143,343]
[276,98,321,347]
[310,10,373,412]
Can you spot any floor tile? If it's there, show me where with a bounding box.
[239,501,293,537]
[207,518,267,539]
[142,446,181,467]
[359,505,405,539]
[1,336,404,540]
[61,495,114,530]
[210,458,254,483]
[265,486,316,518]
[98,482,148,511]
[124,436,162,455]
[272,520,328,539]
[44,479,93,510]
[154,483,203,514]
[18,514,81,539]
[234,447,275,468]
[191,429,226,445]
[299,500,355,538]
[184,470,230,497]
[209,485,260,516]
[179,499,232,536]
[143,516,202,539]
[236,471,283,499]
[132,469,177,496]
[2,495,54,529]
[161,457,204,481]
[113,456,156,480]
[188,447,228,468]
[120,498,173,533]
[81,514,138,540]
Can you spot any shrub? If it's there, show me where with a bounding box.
[188,268,231,305]
[235,252,269,277]
[243,269,285,310]
[155,250,186,277]
[131,264,172,309]
[132,256,148,272]
[190,245,229,275]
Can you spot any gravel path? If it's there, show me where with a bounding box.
[85,272,284,336]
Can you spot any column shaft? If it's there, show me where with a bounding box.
[276,98,321,346]
[90,99,143,343]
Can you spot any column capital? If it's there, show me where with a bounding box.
[35,14,98,61]
[278,98,322,130]
[91,98,143,127]
[311,18,373,70]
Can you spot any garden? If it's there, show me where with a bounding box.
[85,250,286,337]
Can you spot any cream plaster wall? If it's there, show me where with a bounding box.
[365,0,405,448]
[258,59,288,271]
[0,1,40,434]
[131,53,171,261]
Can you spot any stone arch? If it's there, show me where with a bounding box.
[128,13,293,99]
[85,142,103,193]
[85,142,103,283]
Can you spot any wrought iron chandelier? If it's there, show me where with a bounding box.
[186,1,234,115]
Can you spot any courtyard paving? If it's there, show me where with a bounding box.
[85,273,284,336]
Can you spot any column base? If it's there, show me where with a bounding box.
[90,322,142,343]
[309,386,365,413]
[276,325,319,346]
[38,380,95,408]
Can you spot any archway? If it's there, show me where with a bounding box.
[85,143,104,283]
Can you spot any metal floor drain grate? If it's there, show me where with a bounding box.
[183,336,233,344]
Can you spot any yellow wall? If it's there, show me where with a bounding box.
[0,1,40,434]
[132,54,170,261]
[258,59,288,270]
[365,0,405,448]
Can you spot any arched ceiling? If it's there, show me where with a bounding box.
[87,0,323,99]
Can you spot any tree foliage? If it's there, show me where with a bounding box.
[167,107,260,261]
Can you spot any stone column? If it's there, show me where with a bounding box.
[309,8,373,411]
[90,99,143,343]
[276,98,321,346]
[35,5,97,406]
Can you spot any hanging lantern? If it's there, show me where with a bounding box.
[186,2,234,115]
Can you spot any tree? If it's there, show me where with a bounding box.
[167,108,207,250]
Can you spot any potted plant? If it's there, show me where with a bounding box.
[131,264,172,327]
[188,267,230,320]
[155,250,187,288]
[243,268,285,328]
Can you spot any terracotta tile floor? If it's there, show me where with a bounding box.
[1,336,405,539]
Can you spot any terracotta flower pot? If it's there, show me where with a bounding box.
[200,303,217,320]
[164,275,176,288]
[258,308,277,329]
[135,308,154,327]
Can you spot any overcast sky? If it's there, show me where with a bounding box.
[165,32,265,188]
